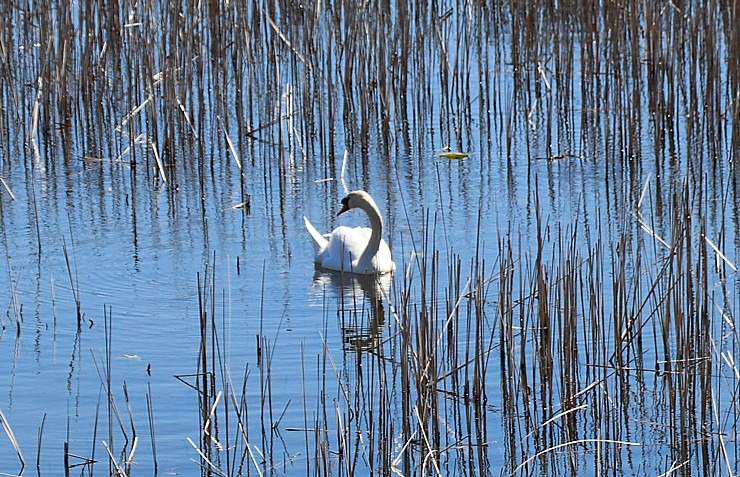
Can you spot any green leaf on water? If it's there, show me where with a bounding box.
[439,151,469,159]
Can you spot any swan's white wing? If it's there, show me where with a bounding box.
[373,239,396,273]
[318,226,371,272]
[304,216,329,255]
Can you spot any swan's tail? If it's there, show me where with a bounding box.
[303,216,328,255]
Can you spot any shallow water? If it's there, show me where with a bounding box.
[1,1,739,475]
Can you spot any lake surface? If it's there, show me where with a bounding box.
[1,1,739,475]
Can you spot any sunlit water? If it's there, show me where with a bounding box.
[1,1,739,475]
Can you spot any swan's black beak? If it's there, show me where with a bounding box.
[337,197,350,216]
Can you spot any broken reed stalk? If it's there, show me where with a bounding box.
[4,258,22,335]
[36,413,46,472]
[196,259,215,468]
[0,176,17,200]
[104,306,114,474]
[0,408,25,474]
[146,383,157,473]
[61,234,82,328]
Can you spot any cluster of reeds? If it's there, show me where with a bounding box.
[1,0,739,475]
[1,1,737,183]
[183,171,738,476]
[55,306,160,476]
[187,215,498,476]
[496,178,740,475]
[6,185,736,474]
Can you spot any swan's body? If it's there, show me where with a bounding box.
[304,191,395,275]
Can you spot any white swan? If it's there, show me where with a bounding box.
[304,191,396,275]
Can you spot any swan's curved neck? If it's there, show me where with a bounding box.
[358,200,383,268]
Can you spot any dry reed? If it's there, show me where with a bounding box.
[1,0,739,476]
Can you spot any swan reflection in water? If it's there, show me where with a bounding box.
[309,269,393,352]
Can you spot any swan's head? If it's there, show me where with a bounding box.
[337,190,376,216]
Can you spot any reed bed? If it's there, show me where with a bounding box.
[0,0,739,476]
[185,168,740,476]
[2,0,733,179]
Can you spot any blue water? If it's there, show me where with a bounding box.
[1,1,739,476]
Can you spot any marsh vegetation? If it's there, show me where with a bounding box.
[0,0,739,475]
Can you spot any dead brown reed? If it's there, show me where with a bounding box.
[2,0,739,475]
